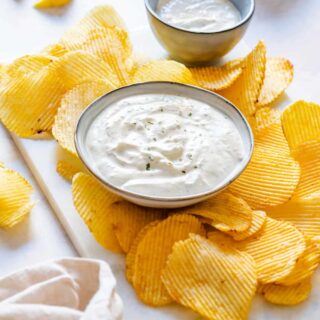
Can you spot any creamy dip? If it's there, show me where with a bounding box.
[157,0,241,32]
[85,94,245,198]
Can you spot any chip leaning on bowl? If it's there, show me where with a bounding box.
[1,5,320,320]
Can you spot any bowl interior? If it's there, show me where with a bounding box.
[75,82,253,202]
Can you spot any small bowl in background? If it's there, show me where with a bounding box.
[144,0,255,64]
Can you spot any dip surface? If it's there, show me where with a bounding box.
[85,94,245,198]
[157,0,241,32]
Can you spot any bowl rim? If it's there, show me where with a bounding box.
[75,81,254,203]
[144,0,255,35]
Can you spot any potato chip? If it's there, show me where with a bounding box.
[51,51,119,89]
[0,66,65,137]
[126,220,161,284]
[259,278,312,305]
[257,57,293,107]
[180,193,252,232]
[226,210,266,241]
[0,166,34,228]
[281,100,320,151]
[219,41,266,118]
[52,80,112,155]
[131,60,196,85]
[255,107,281,132]
[61,6,126,50]
[42,43,68,58]
[209,217,306,284]
[162,234,257,320]
[276,238,320,286]
[190,64,242,91]
[56,160,83,182]
[72,172,122,253]
[109,201,165,253]
[34,0,71,9]
[132,214,204,306]
[80,27,132,85]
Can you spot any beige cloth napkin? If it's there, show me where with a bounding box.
[0,258,123,320]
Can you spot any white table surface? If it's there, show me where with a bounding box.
[0,0,319,287]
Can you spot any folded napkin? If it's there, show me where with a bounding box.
[0,258,123,320]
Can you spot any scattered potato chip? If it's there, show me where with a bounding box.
[109,201,165,253]
[131,60,196,85]
[125,220,161,284]
[258,278,312,305]
[257,57,294,107]
[276,238,320,286]
[226,210,266,241]
[52,80,112,155]
[190,64,242,91]
[219,41,266,118]
[34,0,71,9]
[180,193,252,232]
[61,6,126,50]
[42,43,68,58]
[162,234,257,320]
[0,166,34,228]
[209,217,306,284]
[51,51,119,89]
[72,172,122,253]
[56,160,83,182]
[0,66,65,137]
[281,100,320,151]
[255,107,281,132]
[132,214,204,306]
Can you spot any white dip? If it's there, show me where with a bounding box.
[157,0,241,32]
[86,94,245,198]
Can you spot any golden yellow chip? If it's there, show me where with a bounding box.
[276,238,320,286]
[190,64,242,91]
[180,192,252,232]
[131,60,196,85]
[72,172,122,253]
[258,278,312,305]
[0,66,66,137]
[61,6,126,50]
[162,234,257,320]
[34,0,71,9]
[109,201,165,253]
[281,100,320,151]
[126,220,161,284]
[209,217,306,284]
[132,214,204,306]
[219,41,266,118]
[0,166,34,228]
[226,210,266,241]
[42,43,69,58]
[51,51,119,89]
[56,160,83,182]
[52,80,112,155]
[255,107,281,132]
[257,57,294,107]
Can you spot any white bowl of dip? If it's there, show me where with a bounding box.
[145,0,255,64]
[75,82,253,208]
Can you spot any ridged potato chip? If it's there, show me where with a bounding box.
[56,160,81,182]
[281,100,320,151]
[257,57,294,107]
[52,80,112,155]
[162,234,257,320]
[132,214,204,306]
[276,238,320,286]
[42,43,68,58]
[219,41,266,118]
[0,166,34,228]
[226,210,266,241]
[72,172,122,253]
[0,66,65,137]
[61,6,126,50]
[131,60,196,85]
[255,107,281,132]
[209,217,306,284]
[259,278,312,305]
[34,0,71,9]
[126,220,161,284]
[190,64,242,91]
[110,201,165,253]
[180,193,252,232]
